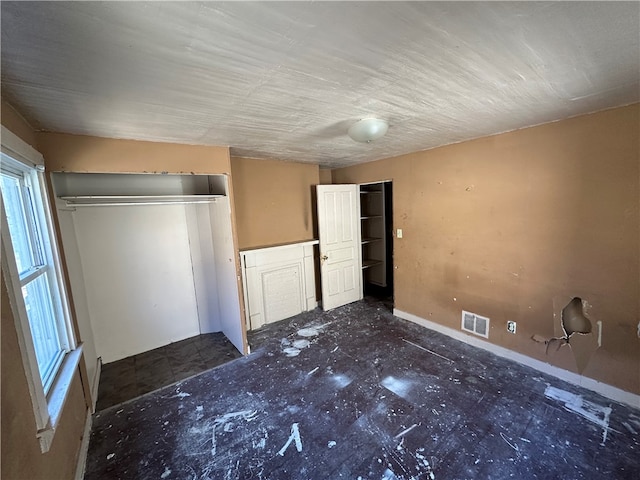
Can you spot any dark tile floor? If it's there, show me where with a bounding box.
[96,332,242,411]
[86,300,640,479]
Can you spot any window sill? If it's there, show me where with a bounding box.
[36,344,83,453]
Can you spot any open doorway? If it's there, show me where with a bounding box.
[360,181,393,309]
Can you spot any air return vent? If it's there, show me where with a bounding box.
[461,310,490,338]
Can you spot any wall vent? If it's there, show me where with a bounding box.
[461,310,490,338]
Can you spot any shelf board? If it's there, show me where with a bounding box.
[360,215,383,220]
[59,194,224,206]
[360,190,382,194]
[362,259,383,269]
[361,237,383,244]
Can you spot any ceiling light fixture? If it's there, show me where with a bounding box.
[347,118,388,143]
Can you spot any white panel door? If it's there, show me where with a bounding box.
[317,185,362,310]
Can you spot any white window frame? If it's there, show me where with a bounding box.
[1,126,83,452]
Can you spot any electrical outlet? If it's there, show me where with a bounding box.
[507,321,517,334]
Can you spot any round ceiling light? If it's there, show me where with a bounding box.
[347,118,388,143]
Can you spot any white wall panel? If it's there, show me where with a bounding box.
[185,203,222,334]
[55,204,99,394]
[73,204,200,363]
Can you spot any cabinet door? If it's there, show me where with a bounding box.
[316,185,363,310]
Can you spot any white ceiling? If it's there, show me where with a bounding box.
[1,2,639,168]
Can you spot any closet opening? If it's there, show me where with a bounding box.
[359,181,393,309]
[51,172,246,409]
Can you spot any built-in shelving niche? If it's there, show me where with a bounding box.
[51,172,245,377]
[55,173,227,207]
[360,183,387,287]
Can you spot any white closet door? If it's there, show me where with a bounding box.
[210,197,245,353]
[317,185,363,310]
[73,204,200,363]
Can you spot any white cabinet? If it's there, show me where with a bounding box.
[240,240,318,330]
[52,173,244,365]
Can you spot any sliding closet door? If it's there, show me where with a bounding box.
[72,204,200,363]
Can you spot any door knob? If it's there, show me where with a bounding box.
[321,255,329,261]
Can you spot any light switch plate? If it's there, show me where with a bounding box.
[397,229,403,238]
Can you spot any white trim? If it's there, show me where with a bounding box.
[37,345,83,452]
[1,213,51,432]
[0,125,43,167]
[394,308,640,409]
[2,154,76,389]
[91,357,102,413]
[37,170,77,352]
[46,346,83,429]
[239,239,319,254]
[358,179,393,186]
[1,129,84,452]
[74,407,93,480]
[356,186,364,296]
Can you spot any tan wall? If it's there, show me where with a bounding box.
[1,98,38,147]
[333,104,640,394]
[37,132,231,174]
[231,156,319,250]
[319,169,332,185]
[1,100,88,478]
[1,278,87,480]
[35,132,248,352]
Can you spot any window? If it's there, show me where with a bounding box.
[1,159,73,392]
[1,126,80,452]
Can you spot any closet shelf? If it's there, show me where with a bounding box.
[360,215,383,220]
[60,194,224,207]
[362,259,383,269]
[361,237,383,244]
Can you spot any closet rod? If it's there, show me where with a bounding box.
[62,200,218,207]
[59,194,223,207]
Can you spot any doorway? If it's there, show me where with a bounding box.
[359,181,393,308]
[316,182,393,312]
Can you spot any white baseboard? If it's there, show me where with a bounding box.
[90,357,102,413]
[74,407,93,480]
[394,308,640,409]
